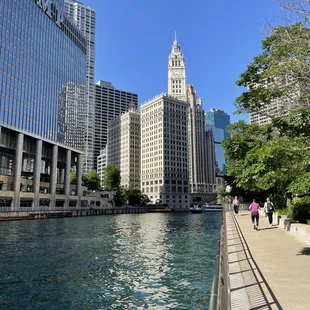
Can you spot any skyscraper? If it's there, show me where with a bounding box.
[205,108,230,176]
[107,104,141,189]
[140,94,190,209]
[94,80,138,171]
[65,0,96,173]
[187,85,210,193]
[205,130,217,192]
[0,0,87,208]
[167,37,212,194]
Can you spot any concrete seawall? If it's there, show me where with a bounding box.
[0,207,148,221]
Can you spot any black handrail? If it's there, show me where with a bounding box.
[209,207,231,310]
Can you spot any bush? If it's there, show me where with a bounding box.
[276,208,291,216]
[291,196,310,224]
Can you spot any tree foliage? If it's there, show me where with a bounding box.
[82,170,101,191]
[102,164,121,190]
[227,5,310,222]
[235,23,310,116]
[70,171,76,184]
[122,187,150,206]
[223,109,310,209]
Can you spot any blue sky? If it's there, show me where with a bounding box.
[81,0,285,123]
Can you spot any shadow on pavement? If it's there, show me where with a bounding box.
[258,227,278,231]
[297,247,310,256]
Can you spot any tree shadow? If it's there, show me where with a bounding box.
[297,247,310,256]
[258,227,278,231]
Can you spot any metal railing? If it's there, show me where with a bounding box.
[225,203,249,212]
[209,207,231,310]
[0,205,147,213]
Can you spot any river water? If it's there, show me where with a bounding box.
[0,212,222,309]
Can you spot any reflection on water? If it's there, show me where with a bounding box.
[0,212,222,309]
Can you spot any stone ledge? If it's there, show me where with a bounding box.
[288,223,310,244]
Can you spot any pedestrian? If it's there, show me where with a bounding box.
[249,199,260,230]
[232,196,240,215]
[264,197,274,227]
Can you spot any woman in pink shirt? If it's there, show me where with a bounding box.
[249,199,260,230]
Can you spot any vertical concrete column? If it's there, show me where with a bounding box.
[49,145,58,195]
[64,149,71,196]
[76,153,82,208]
[13,133,24,209]
[60,168,65,184]
[33,140,42,208]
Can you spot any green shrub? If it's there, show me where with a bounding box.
[291,196,310,224]
[276,208,291,216]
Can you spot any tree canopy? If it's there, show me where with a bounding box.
[223,2,310,222]
[102,164,121,190]
[235,23,310,116]
[82,170,101,191]
[223,109,310,208]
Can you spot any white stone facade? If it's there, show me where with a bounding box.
[107,104,141,189]
[167,37,214,194]
[168,35,187,102]
[97,148,107,184]
[140,94,190,209]
[187,85,213,193]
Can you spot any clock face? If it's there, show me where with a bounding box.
[174,71,180,77]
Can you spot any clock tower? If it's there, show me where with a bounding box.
[168,33,187,101]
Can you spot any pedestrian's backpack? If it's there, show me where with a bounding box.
[266,202,273,212]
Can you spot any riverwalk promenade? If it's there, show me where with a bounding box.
[227,210,310,310]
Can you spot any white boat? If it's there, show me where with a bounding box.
[190,204,203,213]
[202,204,223,212]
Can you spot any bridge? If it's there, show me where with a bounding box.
[210,205,310,310]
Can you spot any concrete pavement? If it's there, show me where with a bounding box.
[228,210,310,310]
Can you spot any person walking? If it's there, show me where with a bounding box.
[249,199,260,230]
[264,197,275,227]
[232,196,240,215]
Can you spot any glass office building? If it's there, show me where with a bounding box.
[0,0,87,209]
[205,109,230,175]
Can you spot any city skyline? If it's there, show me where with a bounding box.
[78,0,284,123]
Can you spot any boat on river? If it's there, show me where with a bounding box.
[190,204,203,213]
[202,204,223,212]
[190,204,223,213]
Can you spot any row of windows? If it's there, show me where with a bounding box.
[0,1,86,150]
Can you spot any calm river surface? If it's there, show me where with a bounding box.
[0,212,222,309]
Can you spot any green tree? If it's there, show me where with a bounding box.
[235,23,310,116]
[222,121,272,184]
[114,187,125,206]
[288,172,310,196]
[70,171,76,184]
[82,170,101,191]
[121,187,150,205]
[222,112,310,207]
[102,164,121,190]
[141,194,151,205]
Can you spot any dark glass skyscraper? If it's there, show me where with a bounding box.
[0,0,87,209]
[205,109,230,175]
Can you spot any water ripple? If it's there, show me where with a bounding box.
[0,212,222,309]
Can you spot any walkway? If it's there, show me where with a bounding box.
[227,210,310,310]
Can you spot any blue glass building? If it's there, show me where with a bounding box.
[205,109,230,175]
[0,0,87,209]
